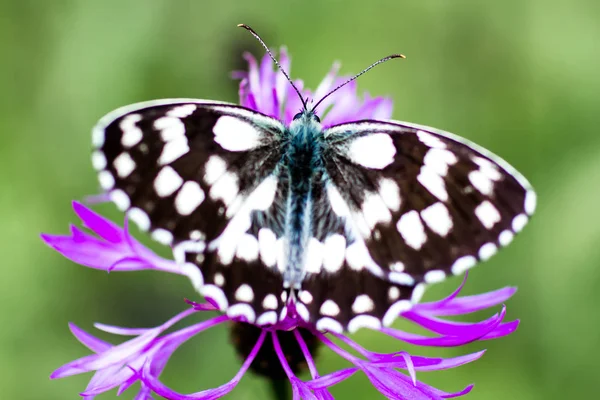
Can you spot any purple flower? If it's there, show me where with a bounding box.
[43,50,519,399]
[232,48,393,127]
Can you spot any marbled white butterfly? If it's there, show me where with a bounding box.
[90,25,535,334]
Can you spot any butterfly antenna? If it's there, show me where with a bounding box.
[237,24,307,111]
[311,54,405,113]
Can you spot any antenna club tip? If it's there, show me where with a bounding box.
[237,23,250,29]
[399,54,406,59]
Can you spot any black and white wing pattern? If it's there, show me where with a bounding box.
[92,99,290,324]
[295,120,535,332]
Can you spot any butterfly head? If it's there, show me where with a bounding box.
[293,110,321,123]
[290,110,322,132]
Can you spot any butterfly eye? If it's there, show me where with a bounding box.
[314,115,321,123]
[293,112,303,120]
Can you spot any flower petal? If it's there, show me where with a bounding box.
[73,201,123,243]
[418,287,517,316]
[382,306,507,347]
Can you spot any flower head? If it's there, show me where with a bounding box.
[232,48,393,126]
[43,50,519,399]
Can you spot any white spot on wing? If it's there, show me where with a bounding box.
[469,170,494,195]
[383,300,412,326]
[420,202,453,237]
[167,104,197,118]
[344,240,384,277]
[213,116,261,151]
[204,155,227,185]
[202,285,228,310]
[92,127,105,148]
[388,286,400,301]
[227,303,256,323]
[352,294,374,314]
[190,230,205,241]
[378,178,401,212]
[209,172,239,206]
[98,171,115,190]
[262,294,278,310]
[389,272,415,286]
[91,151,107,170]
[235,284,254,303]
[154,166,183,197]
[348,315,381,333]
[498,230,514,246]
[475,200,501,229]
[151,228,173,245]
[305,238,324,274]
[316,317,343,333]
[246,175,278,211]
[512,214,528,232]
[347,133,396,169]
[158,137,189,165]
[154,117,185,142]
[276,238,287,273]
[320,300,340,317]
[525,190,536,215]
[173,241,206,265]
[119,114,143,148]
[322,234,346,273]
[113,152,136,178]
[236,234,259,261]
[472,156,503,181]
[362,193,392,229]
[109,189,130,211]
[390,262,405,272]
[295,303,310,322]
[180,262,203,292]
[411,283,427,303]
[396,210,427,250]
[256,311,278,326]
[478,242,497,261]
[214,273,224,287]
[326,183,350,217]
[451,255,477,275]
[417,130,446,148]
[424,270,446,284]
[423,148,458,176]
[299,290,313,304]
[127,207,150,231]
[417,166,448,201]
[258,228,277,267]
[175,181,205,215]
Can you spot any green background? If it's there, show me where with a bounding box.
[2,0,599,399]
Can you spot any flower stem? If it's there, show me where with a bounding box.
[269,378,290,400]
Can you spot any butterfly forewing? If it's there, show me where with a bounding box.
[322,120,535,286]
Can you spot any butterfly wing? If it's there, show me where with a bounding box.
[295,119,535,332]
[93,99,289,323]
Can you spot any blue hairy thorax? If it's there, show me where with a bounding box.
[283,111,325,288]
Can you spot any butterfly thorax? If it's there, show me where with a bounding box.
[283,112,324,289]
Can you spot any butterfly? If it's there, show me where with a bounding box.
[90,26,535,334]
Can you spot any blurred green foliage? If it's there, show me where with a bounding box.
[1,0,599,399]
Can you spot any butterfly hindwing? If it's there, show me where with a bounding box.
[322,120,536,286]
[195,170,291,325]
